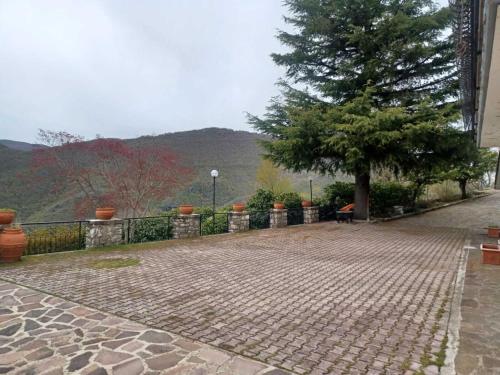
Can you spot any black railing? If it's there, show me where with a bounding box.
[199,213,230,236]
[249,210,270,230]
[125,215,174,243]
[287,208,304,226]
[21,221,88,255]
[318,204,337,222]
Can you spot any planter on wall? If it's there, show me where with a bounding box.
[301,200,312,208]
[0,210,15,225]
[232,203,245,212]
[96,207,115,220]
[487,227,500,238]
[481,243,500,265]
[179,205,194,215]
[273,202,285,210]
[0,227,27,263]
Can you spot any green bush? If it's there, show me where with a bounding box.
[247,189,276,211]
[195,206,230,235]
[322,182,355,207]
[276,191,302,209]
[24,225,83,255]
[370,182,415,217]
[130,214,173,243]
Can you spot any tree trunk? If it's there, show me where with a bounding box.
[459,179,467,200]
[354,172,370,220]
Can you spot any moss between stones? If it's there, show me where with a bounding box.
[89,258,140,269]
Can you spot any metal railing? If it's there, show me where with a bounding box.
[124,215,174,243]
[20,221,88,255]
[287,208,304,226]
[15,206,337,255]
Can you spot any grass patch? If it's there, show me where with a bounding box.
[88,257,140,269]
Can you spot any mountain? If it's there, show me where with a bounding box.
[0,139,47,152]
[0,128,336,222]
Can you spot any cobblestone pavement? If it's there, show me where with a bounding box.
[0,280,287,375]
[0,221,465,374]
[399,192,500,374]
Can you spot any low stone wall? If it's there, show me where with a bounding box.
[228,211,250,233]
[85,219,124,249]
[172,214,201,239]
[270,209,287,229]
[303,206,319,224]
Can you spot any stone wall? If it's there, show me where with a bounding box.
[228,212,250,233]
[270,209,288,229]
[85,219,124,249]
[303,207,319,224]
[172,214,200,239]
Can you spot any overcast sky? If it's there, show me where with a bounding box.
[0,0,448,143]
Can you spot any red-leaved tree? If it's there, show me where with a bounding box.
[33,130,190,218]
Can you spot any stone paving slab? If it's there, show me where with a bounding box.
[0,221,466,374]
[0,280,287,374]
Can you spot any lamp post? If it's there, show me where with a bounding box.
[309,176,313,203]
[211,169,219,223]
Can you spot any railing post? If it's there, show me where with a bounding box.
[303,206,319,224]
[228,211,250,233]
[85,218,124,249]
[270,208,288,229]
[172,214,201,239]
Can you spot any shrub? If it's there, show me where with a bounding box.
[195,206,231,235]
[276,191,302,209]
[130,214,173,243]
[322,182,355,207]
[247,189,276,211]
[370,182,415,217]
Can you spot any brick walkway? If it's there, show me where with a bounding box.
[0,221,465,374]
[398,192,500,374]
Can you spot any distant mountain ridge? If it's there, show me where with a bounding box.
[0,128,334,222]
[0,139,47,152]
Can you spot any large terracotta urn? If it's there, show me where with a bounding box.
[179,205,194,215]
[274,202,285,210]
[232,203,245,212]
[96,207,115,220]
[0,227,27,263]
[301,200,312,208]
[0,210,15,225]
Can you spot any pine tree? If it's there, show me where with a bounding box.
[249,0,458,219]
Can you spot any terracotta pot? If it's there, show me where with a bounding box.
[487,227,500,238]
[481,243,500,265]
[301,200,312,208]
[179,205,194,215]
[96,207,115,220]
[0,211,15,225]
[274,202,285,210]
[232,203,245,212]
[0,227,27,263]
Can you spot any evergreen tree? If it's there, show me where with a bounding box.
[249,0,458,219]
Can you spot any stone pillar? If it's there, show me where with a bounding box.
[172,214,200,239]
[270,209,288,229]
[86,219,124,249]
[303,206,319,224]
[228,211,250,233]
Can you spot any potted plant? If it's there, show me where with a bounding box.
[95,207,116,220]
[274,202,285,210]
[0,209,16,225]
[179,204,194,215]
[487,224,500,238]
[301,200,312,208]
[481,243,500,265]
[232,203,245,212]
[0,224,27,263]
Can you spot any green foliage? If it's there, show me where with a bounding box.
[247,189,276,211]
[322,182,355,207]
[195,206,231,236]
[256,159,292,194]
[249,0,459,219]
[276,191,302,209]
[370,182,415,217]
[130,214,173,243]
[25,225,83,255]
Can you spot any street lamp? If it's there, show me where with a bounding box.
[211,170,219,217]
[308,176,313,202]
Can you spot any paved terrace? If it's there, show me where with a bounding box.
[0,219,465,374]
